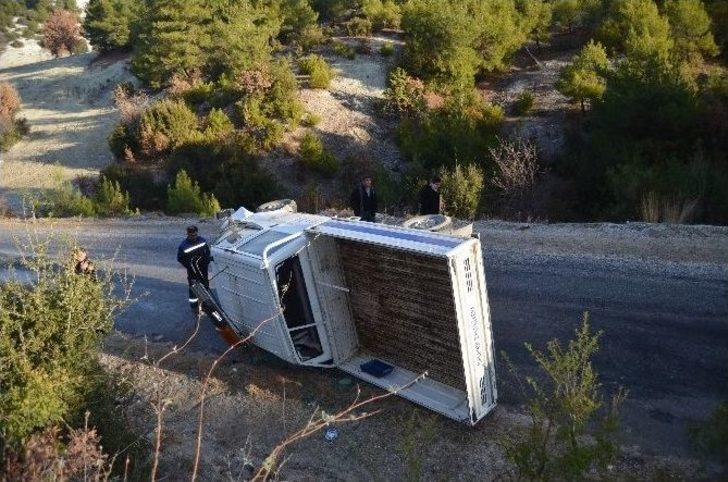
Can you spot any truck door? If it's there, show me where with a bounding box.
[275,255,327,363]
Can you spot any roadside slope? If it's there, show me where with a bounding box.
[0,217,726,461]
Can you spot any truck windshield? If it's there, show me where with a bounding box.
[276,256,323,361]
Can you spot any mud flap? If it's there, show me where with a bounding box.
[190,281,249,344]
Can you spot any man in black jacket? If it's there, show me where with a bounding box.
[419,176,443,215]
[177,225,212,313]
[350,175,377,222]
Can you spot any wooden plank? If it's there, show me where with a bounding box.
[337,239,467,391]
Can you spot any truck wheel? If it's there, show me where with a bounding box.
[402,214,453,232]
[256,199,297,214]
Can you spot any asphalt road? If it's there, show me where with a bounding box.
[1,218,726,458]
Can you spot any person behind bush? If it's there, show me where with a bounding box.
[177,225,212,314]
[419,176,443,215]
[350,175,378,222]
[73,248,96,276]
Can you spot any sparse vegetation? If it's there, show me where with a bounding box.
[439,163,484,220]
[513,90,534,116]
[0,238,129,445]
[299,54,334,89]
[300,132,339,177]
[502,314,626,481]
[332,39,356,59]
[166,170,221,216]
[379,42,395,57]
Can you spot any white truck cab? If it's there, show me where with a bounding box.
[208,207,497,425]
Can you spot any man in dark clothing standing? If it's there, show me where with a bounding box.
[177,225,212,314]
[350,175,378,222]
[419,176,443,215]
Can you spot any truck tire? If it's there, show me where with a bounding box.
[256,199,297,214]
[402,215,453,233]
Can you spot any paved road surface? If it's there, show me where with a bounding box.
[1,218,726,458]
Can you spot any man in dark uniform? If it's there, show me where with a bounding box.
[177,225,212,314]
[350,175,378,222]
[419,176,443,215]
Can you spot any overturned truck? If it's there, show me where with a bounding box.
[204,207,497,425]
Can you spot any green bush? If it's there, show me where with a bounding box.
[302,111,322,127]
[440,163,484,220]
[41,180,97,217]
[513,91,534,116]
[384,67,426,116]
[379,42,395,57]
[300,132,338,177]
[362,0,401,30]
[84,0,143,52]
[397,89,502,171]
[167,169,221,216]
[502,314,625,481]
[101,163,167,211]
[203,107,234,140]
[299,54,334,89]
[94,177,132,216]
[332,40,356,59]
[346,16,373,37]
[138,98,201,158]
[0,241,128,444]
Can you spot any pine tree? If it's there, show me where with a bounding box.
[665,0,719,63]
[557,40,609,113]
[84,0,142,52]
[131,0,211,88]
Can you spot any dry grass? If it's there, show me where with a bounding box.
[641,192,700,224]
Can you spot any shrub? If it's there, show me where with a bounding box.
[556,40,609,114]
[0,241,128,444]
[439,163,484,220]
[332,40,356,59]
[501,314,626,481]
[94,177,132,216]
[346,16,373,37]
[9,39,23,48]
[278,0,322,50]
[203,108,234,140]
[379,42,395,57]
[138,98,200,158]
[513,91,534,116]
[298,54,334,89]
[300,132,338,177]
[41,9,85,57]
[167,169,221,216]
[397,89,502,171]
[302,111,322,127]
[101,163,167,211]
[0,82,21,120]
[362,0,401,30]
[84,0,143,52]
[41,179,97,217]
[384,67,426,117]
[490,138,542,219]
